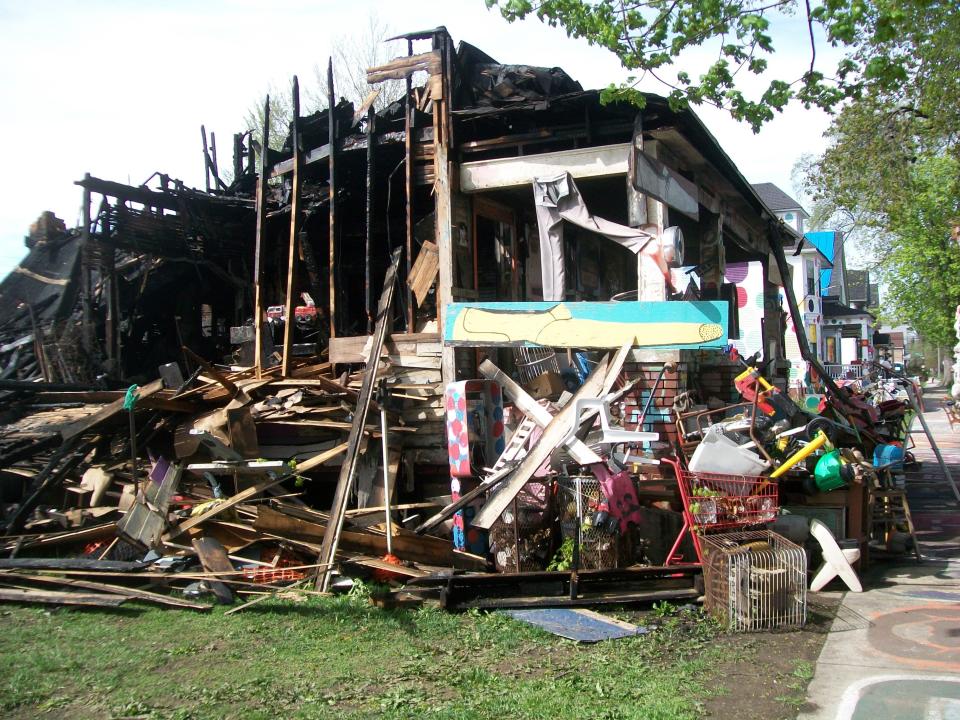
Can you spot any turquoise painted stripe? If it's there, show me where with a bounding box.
[443,300,728,349]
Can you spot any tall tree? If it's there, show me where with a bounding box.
[244,13,403,153]
[795,1,959,343]
[487,0,958,131]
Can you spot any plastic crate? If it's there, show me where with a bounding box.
[700,530,807,632]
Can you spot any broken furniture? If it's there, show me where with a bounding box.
[808,518,863,593]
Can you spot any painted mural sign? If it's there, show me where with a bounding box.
[443,301,728,350]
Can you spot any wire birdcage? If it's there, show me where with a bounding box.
[700,530,807,632]
[557,475,621,570]
[513,346,561,386]
[489,481,555,573]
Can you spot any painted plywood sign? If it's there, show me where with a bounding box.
[444,301,728,349]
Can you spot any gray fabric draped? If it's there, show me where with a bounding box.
[533,172,656,301]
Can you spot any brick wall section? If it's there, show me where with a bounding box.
[618,353,743,452]
[619,361,684,448]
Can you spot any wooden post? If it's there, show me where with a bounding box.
[404,39,415,331]
[80,173,93,354]
[210,131,220,190]
[365,105,375,333]
[327,58,338,339]
[253,96,271,378]
[281,78,302,377]
[232,132,243,181]
[436,148,455,385]
[103,243,117,367]
[316,248,403,591]
[201,125,211,192]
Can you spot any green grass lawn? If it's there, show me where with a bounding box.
[0,586,802,720]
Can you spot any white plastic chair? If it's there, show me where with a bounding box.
[563,396,659,449]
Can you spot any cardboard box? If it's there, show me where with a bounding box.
[527,370,564,400]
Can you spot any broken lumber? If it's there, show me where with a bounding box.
[61,379,164,440]
[0,587,127,607]
[315,248,402,591]
[0,573,210,611]
[470,354,610,530]
[192,537,235,604]
[478,359,601,465]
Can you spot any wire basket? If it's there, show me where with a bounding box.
[489,481,555,573]
[676,467,778,531]
[557,476,621,570]
[700,530,807,632]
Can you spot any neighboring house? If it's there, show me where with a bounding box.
[875,323,919,365]
[753,183,809,235]
[751,183,831,385]
[821,297,874,366]
[802,230,876,372]
[806,230,848,305]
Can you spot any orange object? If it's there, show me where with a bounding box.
[371,553,405,583]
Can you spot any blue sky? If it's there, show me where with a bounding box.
[0,0,842,276]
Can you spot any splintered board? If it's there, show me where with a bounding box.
[443,301,728,350]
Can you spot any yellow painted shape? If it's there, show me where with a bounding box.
[451,303,722,347]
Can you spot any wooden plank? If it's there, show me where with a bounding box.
[444,301,728,350]
[478,359,601,466]
[192,536,235,604]
[470,355,610,530]
[0,587,126,607]
[460,143,630,192]
[0,558,148,571]
[256,507,484,568]
[293,440,349,474]
[407,240,439,307]
[435,143,455,385]
[183,347,240,396]
[254,95,271,377]
[0,522,117,552]
[413,464,513,534]
[328,58,338,339]
[630,147,699,220]
[164,476,286,541]
[328,334,440,364]
[61,379,163,440]
[316,248,403,591]
[352,88,381,126]
[282,76,303,375]
[366,51,442,84]
[0,573,211,611]
[117,461,182,549]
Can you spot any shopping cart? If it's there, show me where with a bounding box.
[662,456,778,564]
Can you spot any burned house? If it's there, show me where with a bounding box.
[0,28,848,609]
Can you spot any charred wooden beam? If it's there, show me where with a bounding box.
[253,95,271,377]
[366,50,441,84]
[281,77,303,376]
[201,125,211,192]
[327,58,338,340]
[365,105,375,333]
[404,39,415,331]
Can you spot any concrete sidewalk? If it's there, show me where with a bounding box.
[799,387,960,720]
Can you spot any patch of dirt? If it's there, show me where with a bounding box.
[701,594,840,719]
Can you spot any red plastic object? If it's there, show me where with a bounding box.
[242,568,307,584]
[663,457,778,565]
